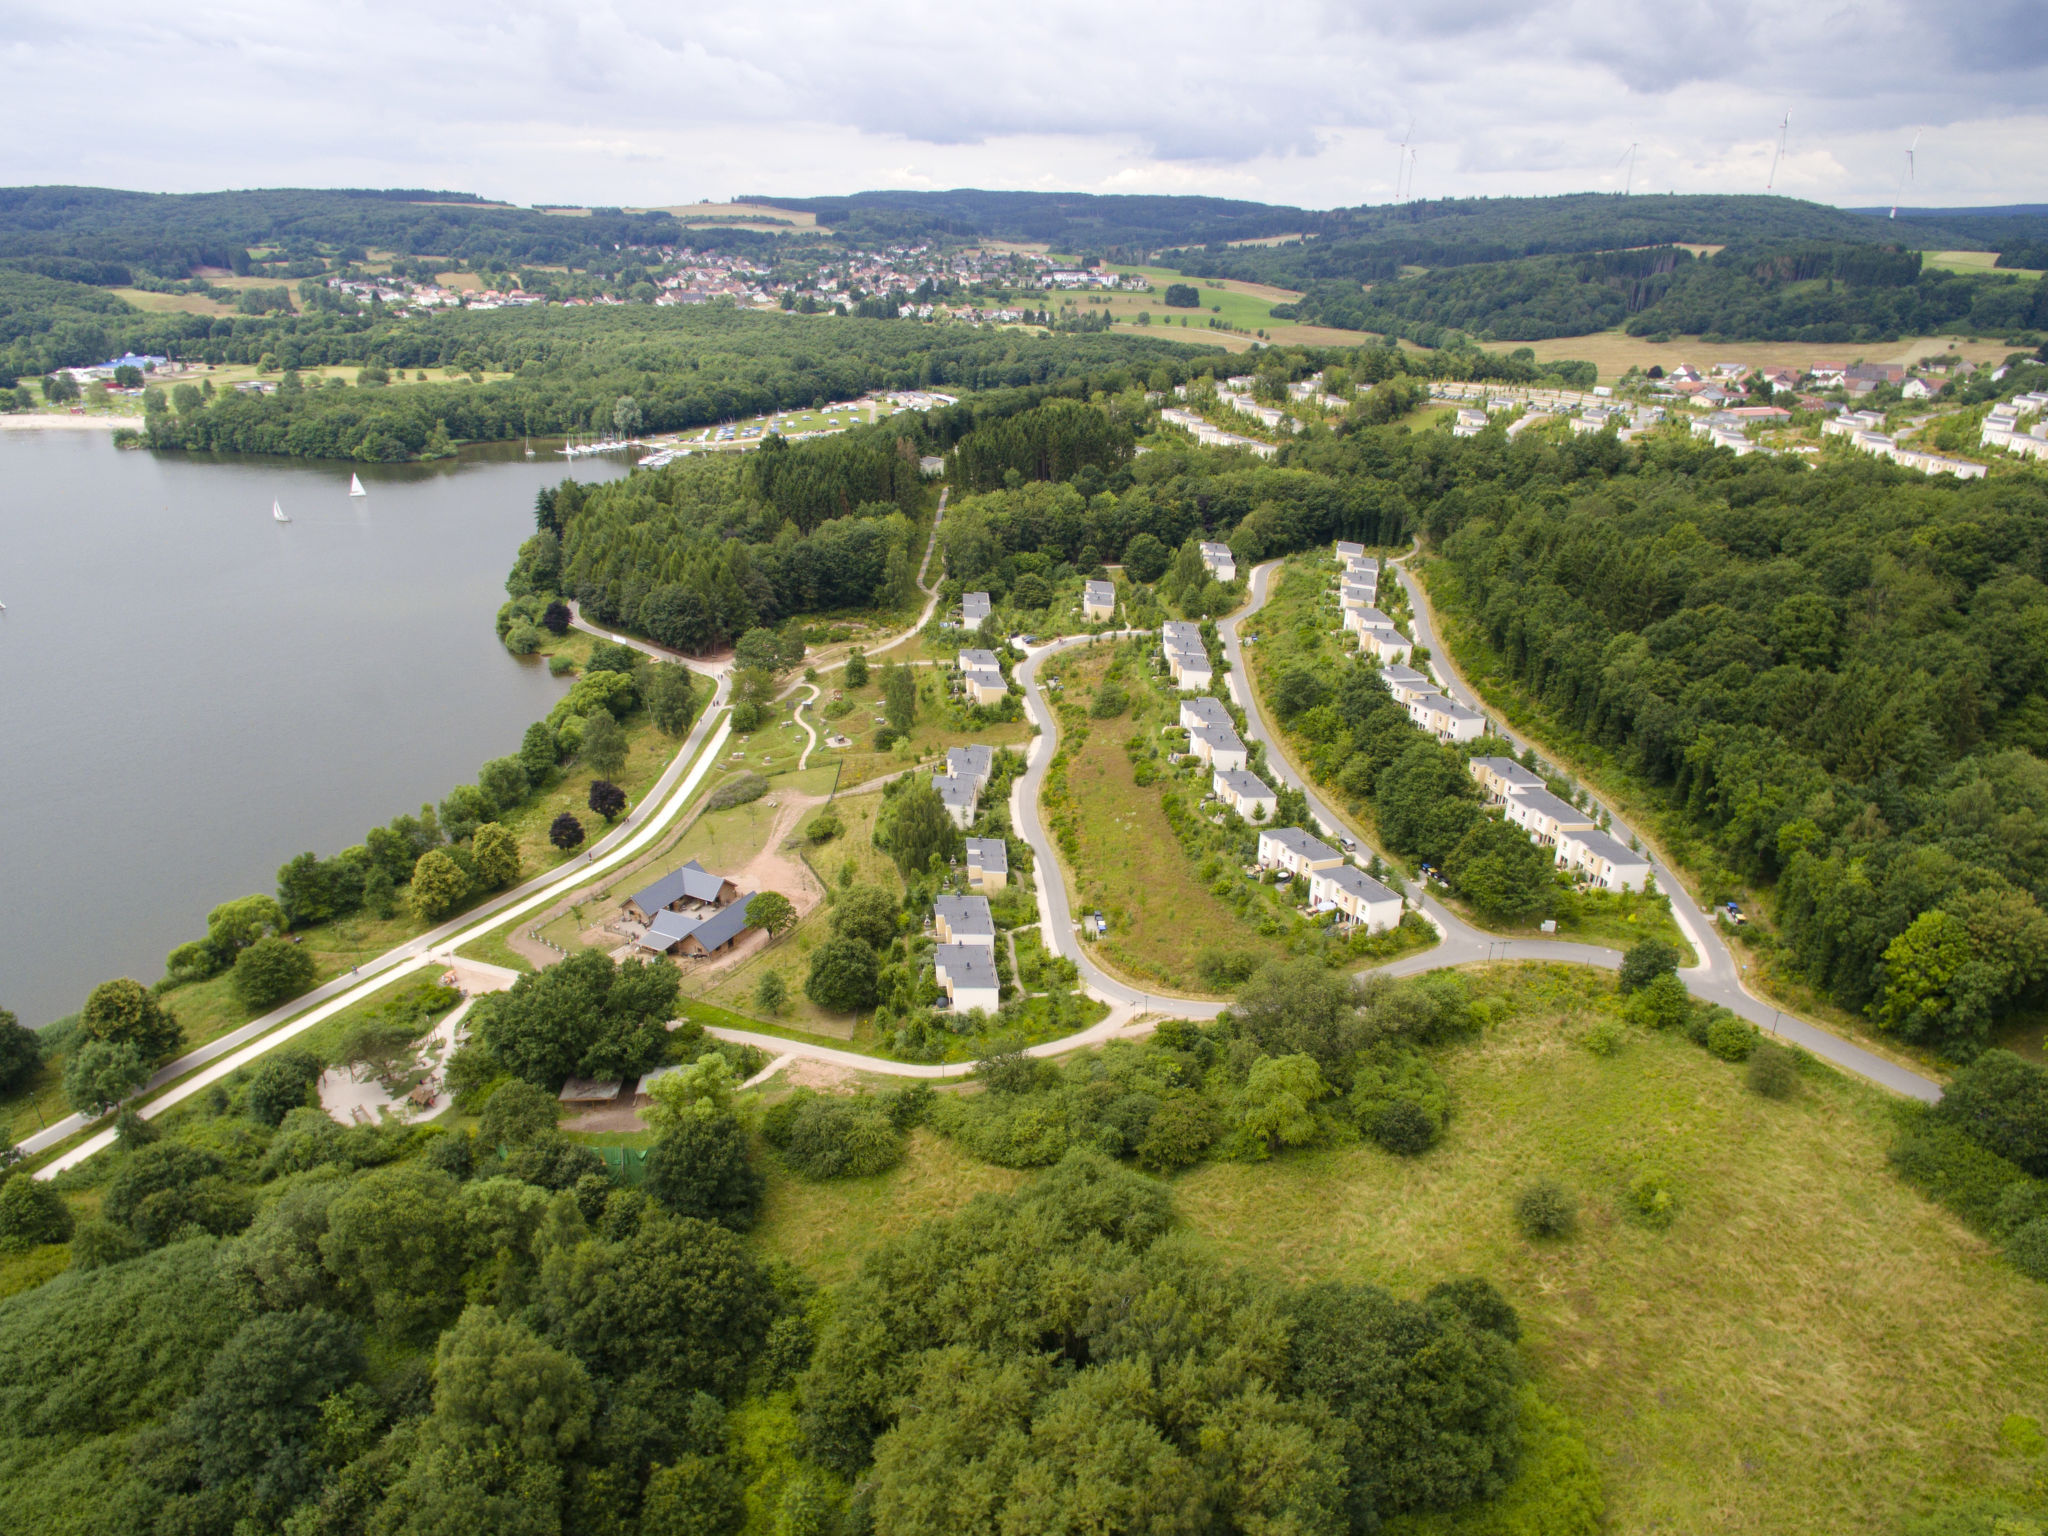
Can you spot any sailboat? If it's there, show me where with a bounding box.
[349,473,366,497]
[273,499,290,524]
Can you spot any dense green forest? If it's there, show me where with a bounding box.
[0,948,1553,1536]
[1274,242,2048,344]
[127,307,1211,460]
[0,187,685,273]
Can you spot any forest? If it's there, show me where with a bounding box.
[126,306,1209,460]
[1274,242,2048,344]
[0,947,1548,1536]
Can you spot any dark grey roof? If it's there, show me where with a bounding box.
[1260,826,1340,863]
[966,836,1008,872]
[1471,756,1543,790]
[630,859,728,915]
[934,942,998,990]
[1181,696,1232,729]
[1161,620,1202,646]
[1084,579,1116,606]
[934,894,995,939]
[948,744,994,783]
[1511,788,1594,826]
[1562,827,1647,864]
[638,908,700,949]
[959,647,1002,670]
[1190,724,1244,755]
[1316,865,1399,904]
[933,773,979,810]
[962,592,992,622]
[1216,768,1275,800]
[686,895,760,953]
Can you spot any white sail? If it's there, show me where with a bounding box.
[273,499,290,523]
[349,473,366,497]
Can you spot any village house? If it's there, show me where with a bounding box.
[1213,768,1279,821]
[933,943,1001,1015]
[624,859,741,923]
[1186,722,1249,771]
[947,744,994,791]
[1468,756,1544,802]
[1198,541,1238,582]
[634,892,760,957]
[1161,620,1213,691]
[1407,691,1486,743]
[1554,827,1654,893]
[1502,787,1598,846]
[1257,826,1344,879]
[1358,626,1415,666]
[1082,579,1117,621]
[958,648,1008,705]
[1333,540,1367,564]
[1339,580,1379,612]
[961,592,992,631]
[1342,604,1398,634]
[1180,696,1233,733]
[934,894,997,946]
[965,837,1008,891]
[932,772,980,829]
[1308,864,1403,932]
[1377,663,1433,705]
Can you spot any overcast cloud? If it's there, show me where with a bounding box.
[3,0,2043,210]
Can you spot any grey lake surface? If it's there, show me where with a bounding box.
[0,430,630,1026]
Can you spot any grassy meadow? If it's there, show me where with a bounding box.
[747,962,2048,1533]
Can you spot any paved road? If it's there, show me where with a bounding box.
[1222,557,1939,1102]
[21,668,737,1173]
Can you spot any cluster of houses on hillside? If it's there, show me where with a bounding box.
[1982,393,2048,461]
[1160,620,1215,691]
[929,750,1014,1014]
[1822,411,1988,478]
[1333,544,1422,673]
[957,647,1009,706]
[1254,826,1404,932]
[1468,758,1651,892]
[1158,406,1279,457]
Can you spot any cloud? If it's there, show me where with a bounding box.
[0,0,2041,208]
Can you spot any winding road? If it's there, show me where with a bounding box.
[20,514,1935,1171]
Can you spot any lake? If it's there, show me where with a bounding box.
[0,430,632,1026]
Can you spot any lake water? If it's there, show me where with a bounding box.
[0,431,631,1026]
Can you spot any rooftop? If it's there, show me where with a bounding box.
[933,942,998,991]
[1083,579,1116,606]
[947,744,994,782]
[1471,756,1544,789]
[965,836,1008,872]
[1563,826,1648,865]
[1315,864,1399,903]
[1182,697,1232,729]
[1261,826,1340,863]
[932,773,979,809]
[1511,787,1592,825]
[959,648,1002,670]
[630,859,730,914]
[934,893,996,938]
[1216,768,1275,800]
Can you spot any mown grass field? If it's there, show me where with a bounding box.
[747,963,2048,1534]
[807,667,1032,790]
[1518,328,2027,384]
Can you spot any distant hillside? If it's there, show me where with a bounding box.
[0,187,683,274]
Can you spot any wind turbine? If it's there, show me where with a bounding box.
[1394,117,1413,202]
[1890,130,1920,219]
[1766,109,1790,191]
[1617,142,1639,196]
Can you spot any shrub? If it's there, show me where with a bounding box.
[232,936,316,1011]
[705,772,769,813]
[1623,972,1691,1031]
[1351,1044,1449,1155]
[1627,1170,1678,1229]
[0,1176,73,1251]
[2007,1218,2048,1282]
[1704,1014,1758,1062]
[1617,939,1680,993]
[1890,1117,2031,1232]
[1993,1179,2048,1238]
[245,1048,324,1126]
[805,809,844,843]
[754,970,788,1016]
[1514,1179,1578,1240]
[1746,1041,1799,1098]
[1934,1050,2048,1177]
[479,1079,559,1148]
[1374,1099,1439,1156]
[1135,1094,1219,1171]
[1583,1018,1626,1057]
[1089,682,1128,719]
[766,1093,906,1180]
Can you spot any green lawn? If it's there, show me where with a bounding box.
[748,962,2048,1533]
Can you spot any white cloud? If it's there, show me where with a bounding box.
[0,0,2042,209]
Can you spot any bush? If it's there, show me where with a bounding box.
[705,772,769,813]
[1935,1050,2048,1177]
[1746,1041,1799,1098]
[1135,1094,1219,1171]
[764,1092,907,1180]
[1582,1018,1626,1057]
[644,1113,764,1230]
[1627,1170,1678,1229]
[1617,939,1681,993]
[1351,1045,1449,1155]
[1704,1013,1758,1062]
[1623,972,1691,1031]
[1514,1179,1578,1240]
[478,1079,558,1148]
[231,936,316,1011]
[1890,1118,2031,1232]
[0,1176,73,1251]
[2007,1218,2048,1282]
[805,809,843,843]
[1373,1098,1439,1156]
[1088,682,1128,719]
[245,1048,324,1126]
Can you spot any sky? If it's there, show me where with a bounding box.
[4,0,2045,211]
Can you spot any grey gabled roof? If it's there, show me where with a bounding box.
[1161,620,1202,646]
[959,648,1002,670]
[639,908,701,948]
[1511,787,1593,826]
[685,894,760,952]
[1380,664,1428,688]
[1083,579,1116,606]
[1316,865,1398,904]
[1563,827,1647,865]
[934,942,997,990]
[962,592,991,621]
[966,836,1008,872]
[932,773,979,810]
[1216,768,1275,800]
[1471,756,1543,790]
[1182,696,1232,729]
[948,744,994,783]
[1189,723,1244,754]
[934,894,996,939]
[1261,826,1339,863]
[630,859,729,915]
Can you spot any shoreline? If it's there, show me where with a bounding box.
[0,413,134,432]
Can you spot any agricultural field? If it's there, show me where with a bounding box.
[748,961,2048,1534]
[1925,249,2045,279]
[1518,327,2029,384]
